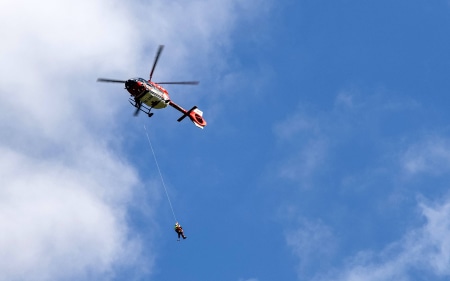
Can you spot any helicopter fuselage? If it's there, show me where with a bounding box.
[125,78,169,109]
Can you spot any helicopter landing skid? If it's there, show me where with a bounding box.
[129,99,154,117]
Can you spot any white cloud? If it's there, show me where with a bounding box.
[122,0,271,83]
[0,0,270,279]
[278,138,328,185]
[0,147,143,281]
[401,136,450,176]
[316,198,450,281]
[286,219,337,279]
[274,112,320,141]
[0,0,147,278]
[272,104,329,185]
[276,91,450,280]
[272,88,425,187]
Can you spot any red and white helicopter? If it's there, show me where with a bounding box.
[97,45,207,129]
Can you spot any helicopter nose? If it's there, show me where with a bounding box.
[125,79,142,89]
[125,79,136,89]
[125,79,145,97]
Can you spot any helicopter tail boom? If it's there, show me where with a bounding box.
[170,102,207,129]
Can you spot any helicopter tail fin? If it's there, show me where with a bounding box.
[189,107,207,129]
[177,106,207,129]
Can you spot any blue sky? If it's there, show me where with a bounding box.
[2,0,450,280]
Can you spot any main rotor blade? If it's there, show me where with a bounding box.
[97,78,126,83]
[155,81,200,85]
[149,45,164,81]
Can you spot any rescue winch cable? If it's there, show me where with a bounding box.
[143,124,177,222]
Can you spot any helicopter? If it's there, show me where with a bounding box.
[97,45,207,129]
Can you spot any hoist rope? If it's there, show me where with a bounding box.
[143,124,177,222]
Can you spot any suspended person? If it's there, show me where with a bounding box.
[174,222,187,240]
